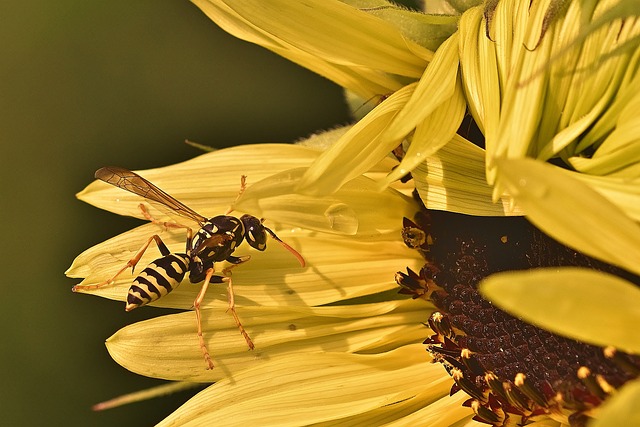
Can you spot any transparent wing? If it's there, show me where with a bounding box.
[95,166,208,225]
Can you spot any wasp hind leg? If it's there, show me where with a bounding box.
[223,275,255,351]
[193,268,254,369]
[72,235,170,292]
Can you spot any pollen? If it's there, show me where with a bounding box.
[397,209,640,426]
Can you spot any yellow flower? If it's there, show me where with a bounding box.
[185,0,640,424]
[67,141,486,424]
[67,0,640,425]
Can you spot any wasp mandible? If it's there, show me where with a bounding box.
[72,166,305,369]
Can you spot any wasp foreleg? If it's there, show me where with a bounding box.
[221,254,251,275]
[224,175,247,215]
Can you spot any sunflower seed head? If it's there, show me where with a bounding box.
[397,210,640,426]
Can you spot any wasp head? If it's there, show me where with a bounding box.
[240,214,268,251]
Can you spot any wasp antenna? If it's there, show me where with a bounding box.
[264,227,305,267]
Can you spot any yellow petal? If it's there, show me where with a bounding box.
[237,166,418,236]
[191,0,431,98]
[578,64,640,152]
[488,23,551,178]
[568,89,640,177]
[106,300,433,381]
[380,82,466,188]
[377,33,466,188]
[383,33,461,141]
[154,345,453,426]
[75,141,417,236]
[77,144,321,221]
[382,392,476,427]
[536,8,632,160]
[314,391,473,427]
[591,379,640,427]
[479,267,640,353]
[458,5,496,137]
[567,172,640,222]
[68,223,423,308]
[495,157,640,275]
[297,83,417,195]
[412,135,523,216]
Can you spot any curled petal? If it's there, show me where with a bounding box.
[297,83,416,195]
[412,136,523,216]
[191,0,431,97]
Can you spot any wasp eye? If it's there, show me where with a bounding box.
[240,215,268,251]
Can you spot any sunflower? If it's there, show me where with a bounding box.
[68,0,640,425]
[67,141,480,425]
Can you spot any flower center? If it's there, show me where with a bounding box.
[397,209,640,426]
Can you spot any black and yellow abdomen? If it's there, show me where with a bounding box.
[125,253,190,311]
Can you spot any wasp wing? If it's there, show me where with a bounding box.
[95,166,208,225]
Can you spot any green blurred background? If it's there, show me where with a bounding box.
[1,1,351,425]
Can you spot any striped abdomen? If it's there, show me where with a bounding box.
[125,253,190,311]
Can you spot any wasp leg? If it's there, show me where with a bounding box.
[224,275,255,350]
[224,175,247,215]
[72,235,170,292]
[139,203,192,233]
[194,268,223,369]
[221,255,251,275]
[193,269,254,369]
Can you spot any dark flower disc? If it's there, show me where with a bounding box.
[397,209,640,426]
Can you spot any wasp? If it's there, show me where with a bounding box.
[72,166,305,369]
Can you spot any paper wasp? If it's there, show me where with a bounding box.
[72,166,305,369]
